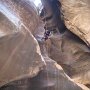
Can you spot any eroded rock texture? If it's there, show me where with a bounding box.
[0,0,90,90]
[0,1,44,87]
[0,0,39,34]
[60,0,90,46]
[41,0,90,88]
[44,31,90,85]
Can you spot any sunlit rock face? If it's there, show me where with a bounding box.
[60,0,90,46]
[58,0,90,84]
[0,0,39,34]
[0,0,44,87]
